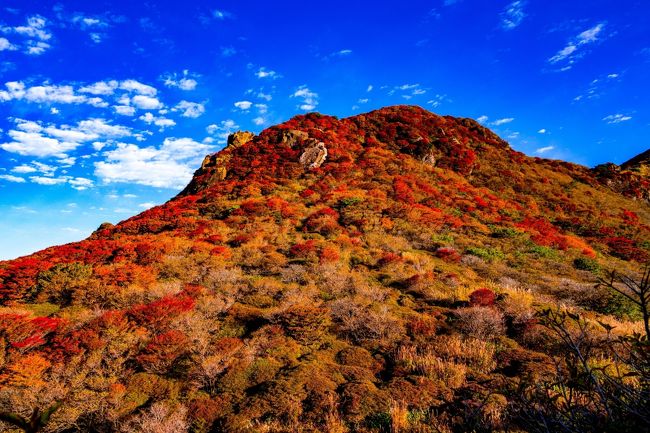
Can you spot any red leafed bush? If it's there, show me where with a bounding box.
[303,207,341,235]
[0,314,62,351]
[436,247,461,263]
[469,288,497,307]
[606,236,648,262]
[377,252,402,266]
[136,330,189,373]
[289,240,318,258]
[129,294,195,330]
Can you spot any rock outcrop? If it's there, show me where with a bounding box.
[299,140,328,169]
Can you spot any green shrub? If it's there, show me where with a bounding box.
[490,226,520,239]
[528,245,557,258]
[466,246,505,261]
[573,257,601,273]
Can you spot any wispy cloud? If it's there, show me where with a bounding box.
[291,86,319,111]
[173,100,205,118]
[477,115,488,124]
[255,67,280,79]
[162,70,198,90]
[501,1,526,30]
[548,23,606,70]
[491,117,514,126]
[0,15,52,55]
[603,114,632,124]
[234,100,253,110]
[536,145,555,154]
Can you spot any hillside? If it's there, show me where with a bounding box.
[0,105,649,432]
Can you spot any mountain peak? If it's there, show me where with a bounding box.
[182,105,511,195]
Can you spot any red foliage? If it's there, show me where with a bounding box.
[606,237,648,262]
[469,288,497,307]
[303,208,340,235]
[136,330,189,373]
[436,247,461,263]
[128,294,195,330]
[289,240,318,259]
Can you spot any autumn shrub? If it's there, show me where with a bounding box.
[469,288,497,307]
[136,330,189,374]
[454,306,505,340]
[275,305,331,346]
[36,262,92,304]
[436,247,461,263]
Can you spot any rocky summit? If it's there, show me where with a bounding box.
[0,105,649,433]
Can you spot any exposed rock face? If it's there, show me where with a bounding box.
[299,140,328,169]
[279,129,309,147]
[185,131,257,193]
[227,131,255,149]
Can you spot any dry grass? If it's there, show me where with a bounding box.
[395,346,467,389]
[430,335,497,374]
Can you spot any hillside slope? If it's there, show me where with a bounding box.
[0,105,648,432]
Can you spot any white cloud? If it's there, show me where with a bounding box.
[206,119,238,144]
[253,117,266,126]
[535,146,554,154]
[0,37,17,51]
[1,15,52,55]
[603,114,632,124]
[12,164,37,174]
[139,202,156,208]
[94,138,213,188]
[173,100,205,118]
[491,117,514,126]
[0,117,131,157]
[139,112,176,129]
[548,23,606,68]
[257,92,272,101]
[255,67,279,79]
[50,107,59,114]
[30,176,68,185]
[367,85,373,92]
[332,49,352,57]
[501,1,526,30]
[79,80,118,95]
[77,118,131,137]
[163,71,198,90]
[477,115,488,124]
[291,85,319,111]
[119,79,157,96]
[0,130,77,157]
[0,174,25,183]
[114,105,136,116]
[68,177,93,190]
[255,103,268,114]
[538,128,547,134]
[234,100,253,110]
[131,94,163,109]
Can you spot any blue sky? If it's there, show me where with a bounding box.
[0,0,648,260]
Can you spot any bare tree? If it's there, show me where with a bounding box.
[598,265,650,340]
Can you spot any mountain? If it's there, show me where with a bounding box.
[622,148,650,175]
[0,105,648,433]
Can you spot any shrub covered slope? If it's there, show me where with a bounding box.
[0,105,649,432]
